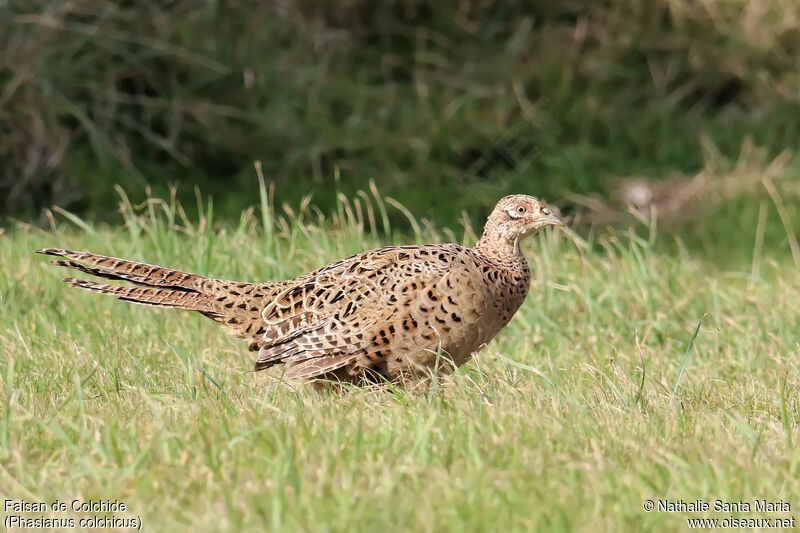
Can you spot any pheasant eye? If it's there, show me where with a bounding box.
[516,205,526,214]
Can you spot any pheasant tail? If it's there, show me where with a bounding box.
[36,248,272,337]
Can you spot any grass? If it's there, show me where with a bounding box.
[1,185,799,531]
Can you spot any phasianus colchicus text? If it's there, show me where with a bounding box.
[37,195,563,384]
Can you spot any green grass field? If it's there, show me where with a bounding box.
[1,185,798,531]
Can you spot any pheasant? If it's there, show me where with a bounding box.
[37,195,563,384]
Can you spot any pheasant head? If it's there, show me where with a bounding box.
[475,194,564,261]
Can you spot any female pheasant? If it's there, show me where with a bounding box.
[37,195,563,384]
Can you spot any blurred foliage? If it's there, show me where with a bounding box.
[1,0,799,224]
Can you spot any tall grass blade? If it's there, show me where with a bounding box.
[668,315,706,408]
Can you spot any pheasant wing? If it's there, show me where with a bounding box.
[253,244,481,380]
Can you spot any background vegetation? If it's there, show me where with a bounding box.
[2,1,799,247]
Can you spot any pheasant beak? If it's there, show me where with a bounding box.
[538,209,564,228]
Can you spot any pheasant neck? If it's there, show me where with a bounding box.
[474,231,524,266]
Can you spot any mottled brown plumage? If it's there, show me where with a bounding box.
[37,195,563,384]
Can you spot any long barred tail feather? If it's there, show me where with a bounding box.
[62,277,220,316]
[36,248,205,291]
[50,260,201,292]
